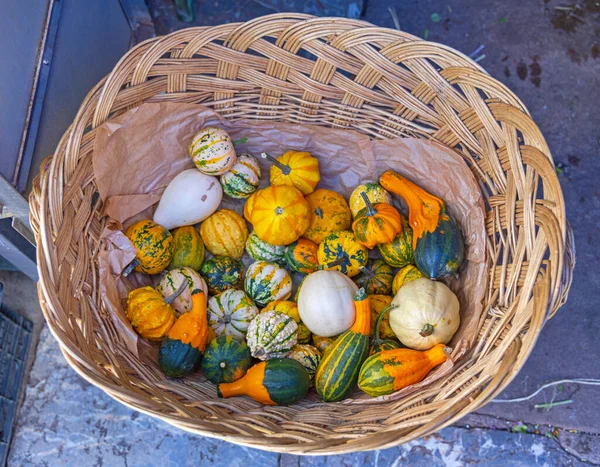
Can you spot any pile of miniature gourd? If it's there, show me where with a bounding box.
[123,126,466,406]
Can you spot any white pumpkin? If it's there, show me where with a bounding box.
[189,127,236,175]
[220,154,261,199]
[153,169,222,230]
[390,278,460,351]
[157,267,208,316]
[298,270,358,337]
[207,289,259,339]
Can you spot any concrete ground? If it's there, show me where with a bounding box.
[5,0,600,464]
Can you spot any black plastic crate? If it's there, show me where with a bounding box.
[0,295,33,466]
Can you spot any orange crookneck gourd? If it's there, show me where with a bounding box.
[379,170,464,279]
[314,288,371,402]
[217,358,310,405]
[358,344,450,397]
[158,289,210,378]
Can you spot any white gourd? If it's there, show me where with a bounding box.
[153,169,222,230]
[208,289,259,339]
[157,267,208,316]
[189,127,237,175]
[390,278,460,350]
[246,311,298,360]
[298,270,358,337]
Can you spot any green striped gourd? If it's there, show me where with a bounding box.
[168,226,205,271]
[287,344,321,380]
[244,261,292,307]
[220,154,261,198]
[245,232,286,264]
[201,335,253,384]
[314,289,371,402]
[207,289,259,339]
[157,267,208,316]
[353,259,394,295]
[246,310,298,360]
[414,209,465,279]
[377,215,414,268]
[200,256,243,296]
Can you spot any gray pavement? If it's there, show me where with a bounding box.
[6,0,600,464]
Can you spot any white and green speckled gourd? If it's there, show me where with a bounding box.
[220,154,261,199]
[287,344,322,380]
[244,261,292,307]
[246,311,298,360]
[157,267,208,316]
[189,127,237,175]
[245,232,286,264]
[207,289,259,339]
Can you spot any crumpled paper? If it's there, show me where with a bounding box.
[92,102,487,403]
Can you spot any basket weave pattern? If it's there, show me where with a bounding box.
[30,14,574,454]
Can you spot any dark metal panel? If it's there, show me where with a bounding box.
[25,0,132,194]
[14,0,62,193]
[0,0,48,184]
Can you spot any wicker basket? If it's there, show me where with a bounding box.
[30,14,574,454]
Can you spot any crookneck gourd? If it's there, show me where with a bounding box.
[217,358,310,406]
[358,344,450,397]
[159,289,210,378]
[314,288,371,402]
[379,170,465,279]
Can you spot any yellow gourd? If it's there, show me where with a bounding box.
[302,189,352,244]
[126,281,187,340]
[261,151,320,195]
[247,186,310,246]
[200,209,248,259]
[352,193,402,249]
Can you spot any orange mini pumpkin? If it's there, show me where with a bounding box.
[352,192,402,249]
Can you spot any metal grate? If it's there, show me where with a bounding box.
[0,298,33,466]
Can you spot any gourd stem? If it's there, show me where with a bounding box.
[359,192,377,217]
[261,153,291,175]
[122,259,139,277]
[165,281,188,305]
[372,304,397,346]
[325,257,346,269]
[419,323,435,337]
[231,137,248,146]
[359,266,374,279]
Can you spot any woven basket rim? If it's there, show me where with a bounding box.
[29,14,574,454]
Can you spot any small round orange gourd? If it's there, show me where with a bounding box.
[352,193,402,249]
